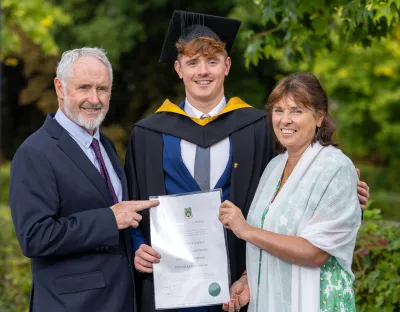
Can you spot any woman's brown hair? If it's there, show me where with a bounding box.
[266,72,337,153]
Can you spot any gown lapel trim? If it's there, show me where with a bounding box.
[155,97,253,126]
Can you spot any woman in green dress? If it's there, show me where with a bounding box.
[219,72,361,312]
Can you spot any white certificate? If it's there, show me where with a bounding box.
[150,190,230,310]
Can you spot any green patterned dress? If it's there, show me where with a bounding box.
[320,257,356,312]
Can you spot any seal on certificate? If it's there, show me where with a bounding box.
[184,207,193,219]
[208,282,221,297]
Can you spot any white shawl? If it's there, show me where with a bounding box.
[246,142,361,312]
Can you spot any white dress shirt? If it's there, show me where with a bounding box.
[181,97,230,189]
[54,109,122,202]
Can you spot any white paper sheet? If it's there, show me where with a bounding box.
[150,190,230,310]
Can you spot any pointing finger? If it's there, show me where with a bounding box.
[132,200,160,212]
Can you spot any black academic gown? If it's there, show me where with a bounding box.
[125,97,276,312]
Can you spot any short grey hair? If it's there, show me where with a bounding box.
[56,47,113,86]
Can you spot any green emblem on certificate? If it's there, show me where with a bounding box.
[208,283,221,297]
[184,207,193,219]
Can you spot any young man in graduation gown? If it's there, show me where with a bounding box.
[125,11,370,312]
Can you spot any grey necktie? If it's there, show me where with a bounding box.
[194,114,210,190]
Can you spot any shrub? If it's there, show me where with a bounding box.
[0,163,10,203]
[353,208,400,311]
[0,204,31,312]
[0,163,30,311]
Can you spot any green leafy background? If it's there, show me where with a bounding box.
[1,0,399,310]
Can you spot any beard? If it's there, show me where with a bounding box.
[63,95,108,132]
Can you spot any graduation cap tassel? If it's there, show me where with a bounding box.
[202,14,205,36]
[181,11,186,37]
[191,12,195,28]
[195,13,202,36]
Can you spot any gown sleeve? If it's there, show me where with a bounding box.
[125,126,149,251]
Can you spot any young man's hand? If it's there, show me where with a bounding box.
[134,244,161,273]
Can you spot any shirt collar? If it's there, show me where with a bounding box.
[54,109,100,149]
[184,97,227,118]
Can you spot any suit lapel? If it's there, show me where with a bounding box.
[57,130,114,206]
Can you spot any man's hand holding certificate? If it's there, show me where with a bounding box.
[150,190,230,310]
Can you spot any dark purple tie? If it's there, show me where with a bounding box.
[91,138,119,204]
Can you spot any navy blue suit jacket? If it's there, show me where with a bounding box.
[10,114,136,312]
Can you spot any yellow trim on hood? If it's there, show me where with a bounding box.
[155,97,253,126]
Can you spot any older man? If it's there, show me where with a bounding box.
[9,47,158,312]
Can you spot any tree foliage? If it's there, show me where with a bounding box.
[233,0,400,195]
[0,164,31,312]
[233,0,400,67]
[1,0,71,63]
[1,0,269,161]
[312,30,400,190]
[53,0,168,65]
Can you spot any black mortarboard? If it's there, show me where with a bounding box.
[159,10,241,63]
